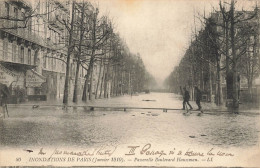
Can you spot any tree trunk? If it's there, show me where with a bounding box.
[82,9,97,102]
[216,55,222,105]
[115,66,118,96]
[95,59,103,99]
[120,70,123,95]
[89,68,93,100]
[223,12,232,104]
[199,66,203,90]
[111,67,115,96]
[104,49,111,98]
[82,76,88,101]
[128,72,131,94]
[104,57,111,98]
[63,1,75,105]
[248,79,253,100]
[230,0,239,108]
[73,2,85,103]
[99,62,106,98]
[82,54,95,101]
[73,59,81,103]
[103,72,107,98]
[209,62,213,102]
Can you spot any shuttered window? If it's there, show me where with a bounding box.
[3,39,8,60]
[20,46,24,63]
[12,43,17,62]
[28,49,31,65]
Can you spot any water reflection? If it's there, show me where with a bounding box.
[0,93,259,149]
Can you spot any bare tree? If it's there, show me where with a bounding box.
[72,1,92,103]
[63,0,75,104]
[81,9,112,101]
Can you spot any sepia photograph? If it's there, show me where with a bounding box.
[0,0,259,167]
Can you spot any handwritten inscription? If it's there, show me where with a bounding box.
[125,144,166,157]
[125,144,233,157]
[48,145,117,158]
[23,144,235,165]
[184,148,204,157]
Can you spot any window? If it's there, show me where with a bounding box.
[47,28,51,39]
[12,43,17,62]
[40,1,44,14]
[58,33,61,43]
[94,65,97,73]
[28,19,32,34]
[48,56,52,68]
[20,47,24,63]
[14,7,18,27]
[3,39,8,60]
[36,2,40,14]
[52,30,55,42]
[43,54,47,68]
[53,56,56,68]
[5,2,9,17]
[51,57,54,69]
[28,49,31,65]
[52,31,55,42]
[37,20,40,36]
[50,29,52,41]
[47,2,50,21]
[45,1,48,15]
[62,62,65,71]
[55,32,58,44]
[34,50,38,65]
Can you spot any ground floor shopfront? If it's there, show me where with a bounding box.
[0,61,113,103]
[0,63,46,103]
[42,69,86,100]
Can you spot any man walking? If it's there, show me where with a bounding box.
[182,87,193,110]
[0,83,10,118]
[195,86,202,110]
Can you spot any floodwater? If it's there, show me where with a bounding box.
[0,92,259,149]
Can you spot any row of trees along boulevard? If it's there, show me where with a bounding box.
[0,0,156,105]
[55,1,156,104]
[164,0,259,109]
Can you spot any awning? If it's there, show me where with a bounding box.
[26,70,46,87]
[0,64,18,86]
[0,61,36,71]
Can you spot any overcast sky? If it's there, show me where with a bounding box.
[92,0,256,86]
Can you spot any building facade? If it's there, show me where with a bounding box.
[0,0,94,102]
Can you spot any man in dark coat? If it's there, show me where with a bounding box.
[195,86,202,110]
[0,83,10,118]
[182,87,193,110]
[0,83,10,105]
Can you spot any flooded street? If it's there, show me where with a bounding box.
[0,93,259,150]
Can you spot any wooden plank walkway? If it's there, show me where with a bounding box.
[6,104,260,115]
[8,104,175,112]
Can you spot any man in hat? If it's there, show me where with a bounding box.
[0,83,10,118]
[182,87,193,110]
[195,86,202,110]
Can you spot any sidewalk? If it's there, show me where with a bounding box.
[200,101,260,114]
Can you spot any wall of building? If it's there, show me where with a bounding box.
[0,0,98,102]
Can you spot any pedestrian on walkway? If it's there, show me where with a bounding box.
[182,87,193,110]
[195,86,202,110]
